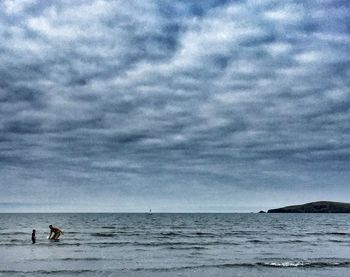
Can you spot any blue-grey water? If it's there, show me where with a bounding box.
[1,213,350,276]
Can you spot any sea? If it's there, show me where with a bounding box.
[1,213,350,276]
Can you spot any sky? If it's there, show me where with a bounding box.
[0,0,349,212]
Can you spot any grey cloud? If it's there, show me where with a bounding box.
[0,0,349,211]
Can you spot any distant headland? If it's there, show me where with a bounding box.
[266,201,350,213]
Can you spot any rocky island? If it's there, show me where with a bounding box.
[267,201,350,213]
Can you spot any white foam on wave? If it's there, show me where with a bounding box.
[258,259,350,268]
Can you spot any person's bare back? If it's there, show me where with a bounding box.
[48,225,64,240]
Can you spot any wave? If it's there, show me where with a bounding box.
[193,232,216,237]
[0,270,97,274]
[30,257,104,261]
[131,259,350,271]
[307,232,349,236]
[9,239,24,242]
[160,231,181,236]
[81,240,233,248]
[257,260,350,268]
[164,246,209,250]
[0,232,28,235]
[0,238,337,248]
[62,257,102,261]
[136,231,221,238]
[130,263,255,271]
[3,260,350,274]
[90,232,116,237]
[101,226,117,229]
[246,239,269,244]
[49,242,81,246]
[328,239,350,243]
[135,240,240,247]
[277,239,307,244]
[120,230,261,238]
[0,240,240,247]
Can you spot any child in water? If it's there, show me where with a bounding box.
[32,229,36,244]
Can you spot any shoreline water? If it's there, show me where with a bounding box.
[1,213,350,276]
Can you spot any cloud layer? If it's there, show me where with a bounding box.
[1,0,349,212]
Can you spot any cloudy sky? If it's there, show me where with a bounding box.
[0,0,349,212]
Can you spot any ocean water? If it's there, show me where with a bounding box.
[1,213,350,276]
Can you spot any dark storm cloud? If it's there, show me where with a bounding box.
[0,0,350,211]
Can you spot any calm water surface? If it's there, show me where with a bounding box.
[1,213,350,276]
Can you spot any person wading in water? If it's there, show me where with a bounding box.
[31,229,36,244]
[48,225,64,240]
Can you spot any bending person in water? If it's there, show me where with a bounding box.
[48,225,64,240]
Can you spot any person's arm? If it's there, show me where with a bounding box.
[48,230,53,239]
